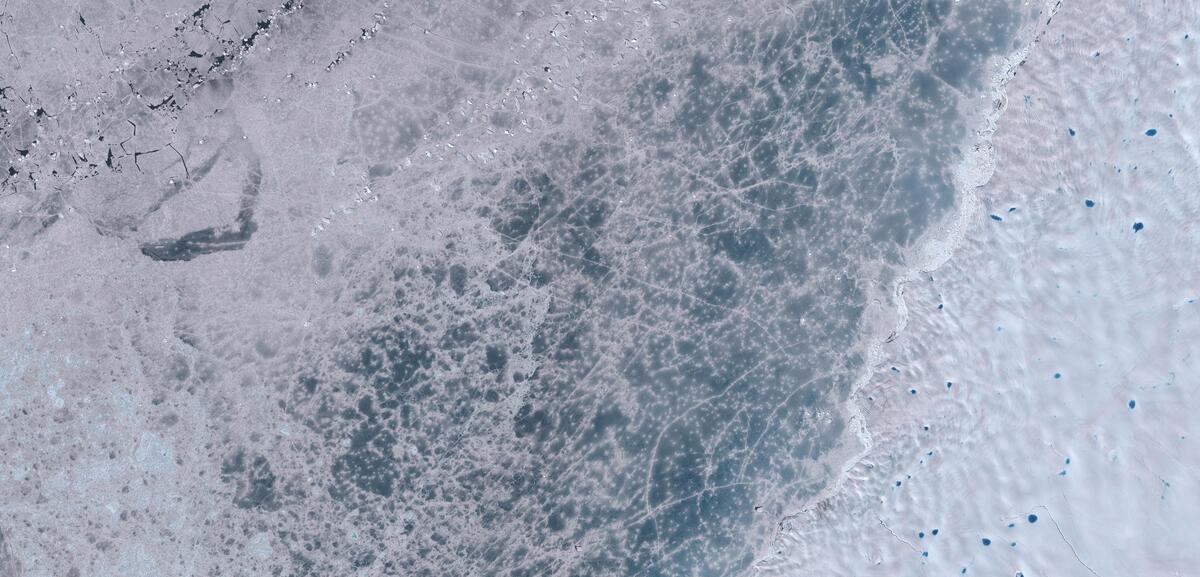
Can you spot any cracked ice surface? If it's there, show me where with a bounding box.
[17,1,1190,577]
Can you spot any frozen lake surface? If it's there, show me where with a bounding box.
[0,1,1195,576]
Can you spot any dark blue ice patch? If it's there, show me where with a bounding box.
[331,423,399,498]
[1145,128,1158,136]
[1133,221,1144,232]
[1129,399,1137,409]
[491,175,548,249]
[932,528,939,535]
[484,345,508,373]
[352,551,376,569]
[990,214,1003,221]
[712,227,775,264]
[1068,127,1076,136]
[982,538,992,546]
[1054,372,1061,379]
[1027,514,1038,523]
[220,449,280,511]
[140,220,257,261]
[1085,199,1095,207]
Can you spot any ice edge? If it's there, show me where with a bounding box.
[756,0,1065,569]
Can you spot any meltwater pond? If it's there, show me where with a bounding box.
[0,1,1036,576]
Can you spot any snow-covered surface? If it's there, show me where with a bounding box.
[761,1,1200,575]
